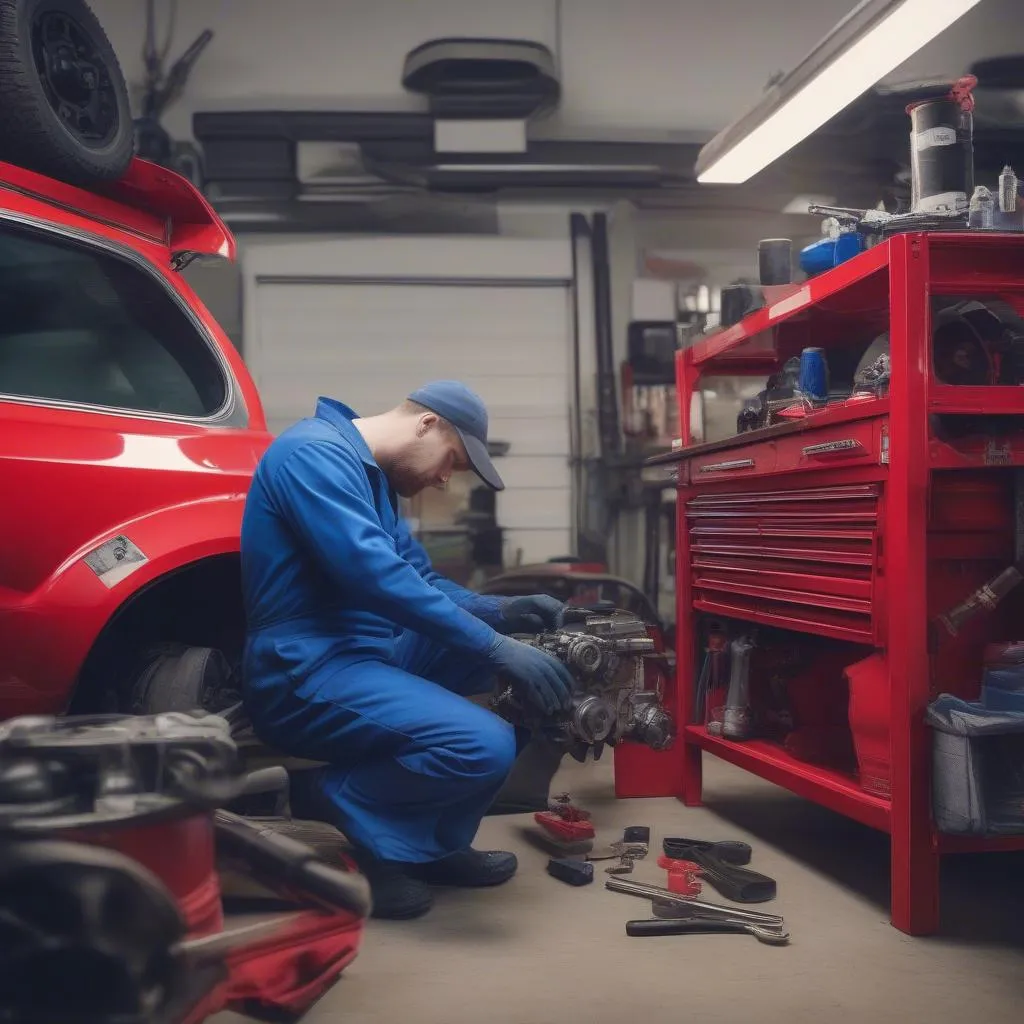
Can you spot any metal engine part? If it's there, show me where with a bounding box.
[489,612,675,761]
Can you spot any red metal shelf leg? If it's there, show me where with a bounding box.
[886,235,940,935]
[681,738,703,806]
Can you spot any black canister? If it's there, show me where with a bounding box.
[907,75,976,217]
[758,238,792,286]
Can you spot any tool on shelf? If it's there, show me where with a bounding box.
[937,561,1024,637]
[694,626,729,725]
[721,635,756,740]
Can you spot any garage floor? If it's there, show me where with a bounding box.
[214,755,1024,1024]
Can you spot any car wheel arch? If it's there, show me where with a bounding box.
[69,551,245,714]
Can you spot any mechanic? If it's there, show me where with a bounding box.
[240,381,576,920]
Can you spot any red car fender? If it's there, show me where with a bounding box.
[0,495,247,717]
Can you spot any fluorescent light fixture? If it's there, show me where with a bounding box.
[695,0,984,184]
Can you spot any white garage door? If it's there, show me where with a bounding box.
[250,280,573,564]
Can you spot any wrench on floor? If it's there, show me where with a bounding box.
[605,876,785,929]
[626,917,790,945]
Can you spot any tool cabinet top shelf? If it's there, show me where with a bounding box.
[683,231,1024,372]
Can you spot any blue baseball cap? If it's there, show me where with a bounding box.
[407,380,505,491]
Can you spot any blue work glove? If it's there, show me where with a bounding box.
[488,635,574,716]
[494,594,565,635]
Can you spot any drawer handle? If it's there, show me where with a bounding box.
[802,439,865,459]
[699,458,755,473]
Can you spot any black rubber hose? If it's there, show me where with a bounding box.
[662,837,752,865]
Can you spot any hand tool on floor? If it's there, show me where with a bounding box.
[625,917,790,945]
[661,837,776,903]
[657,855,702,896]
[649,898,789,943]
[594,825,650,875]
[530,793,595,855]
[547,857,594,886]
[605,876,786,929]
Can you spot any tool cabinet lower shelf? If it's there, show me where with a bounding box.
[684,726,891,832]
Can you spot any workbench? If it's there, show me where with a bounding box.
[647,231,1024,935]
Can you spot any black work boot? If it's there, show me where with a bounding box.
[349,847,434,920]
[406,849,518,887]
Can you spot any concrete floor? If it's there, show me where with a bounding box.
[215,755,1024,1024]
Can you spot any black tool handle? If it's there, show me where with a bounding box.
[663,837,752,865]
[214,809,371,918]
[626,918,750,937]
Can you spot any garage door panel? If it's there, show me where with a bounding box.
[251,276,572,547]
[493,457,567,490]
[255,285,569,368]
[503,529,573,565]
[256,372,569,421]
[254,334,567,378]
[488,416,569,455]
[496,488,571,530]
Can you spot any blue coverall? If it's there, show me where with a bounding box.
[240,398,515,863]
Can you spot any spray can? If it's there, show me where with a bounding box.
[999,165,1018,214]
[969,186,995,230]
[907,75,976,217]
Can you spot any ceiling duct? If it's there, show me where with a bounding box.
[401,38,560,120]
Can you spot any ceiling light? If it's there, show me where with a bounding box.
[696,0,983,184]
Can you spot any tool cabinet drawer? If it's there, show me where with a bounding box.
[773,416,887,476]
[685,483,882,643]
[689,442,777,481]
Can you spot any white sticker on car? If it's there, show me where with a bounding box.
[84,535,148,588]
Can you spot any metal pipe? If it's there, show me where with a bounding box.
[569,212,589,551]
[591,211,620,458]
[605,877,785,927]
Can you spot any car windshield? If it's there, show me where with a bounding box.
[0,222,227,417]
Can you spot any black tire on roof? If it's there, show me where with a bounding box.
[0,0,134,185]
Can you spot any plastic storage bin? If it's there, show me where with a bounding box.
[926,692,1024,835]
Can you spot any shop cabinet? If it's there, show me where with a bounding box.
[648,232,1024,935]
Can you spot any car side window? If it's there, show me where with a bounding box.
[0,223,227,417]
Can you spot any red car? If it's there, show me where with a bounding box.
[0,0,271,720]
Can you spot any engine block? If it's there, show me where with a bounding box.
[489,611,675,762]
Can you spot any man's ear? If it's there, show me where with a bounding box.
[417,412,440,437]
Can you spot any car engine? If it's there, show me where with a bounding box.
[489,611,675,762]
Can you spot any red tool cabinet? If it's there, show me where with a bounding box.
[649,231,1024,935]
